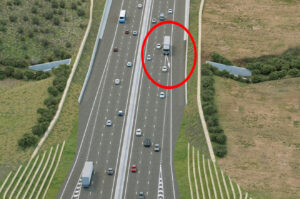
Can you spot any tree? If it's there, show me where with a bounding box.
[260,64,275,75]
[24,71,35,80]
[214,144,227,157]
[211,52,233,65]
[32,17,40,25]
[53,17,60,26]
[0,69,5,80]
[44,11,53,20]
[269,72,279,80]
[60,1,65,8]
[44,96,58,107]
[71,2,77,9]
[77,9,85,16]
[18,133,38,148]
[9,15,17,22]
[251,75,262,83]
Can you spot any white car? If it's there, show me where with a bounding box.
[162,66,168,72]
[156,43,161,49]
[160,92,165,99]
[127,61,132,67]
[168,9,173,14]
[152,18,157,24]
[114,79,120,85]
[136,128,142,136]
[146,54,151,61]
[133,30,138,36]
[137,3,142,8]
[106,120,112,126]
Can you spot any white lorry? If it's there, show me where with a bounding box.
[81,161,94,188]
[163,36,170,55]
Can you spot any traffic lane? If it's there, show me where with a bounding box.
[63,0,146,197]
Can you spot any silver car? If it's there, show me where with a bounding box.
[162,66,168,72]
[133,30,138,36]
[156,43,161,49]
[136,128,142,136]
[159,92,165,99]
[137,3,142,8]
[154,144,160,152]
[106,120,112,126]
[127,61,132,67]
[152,18,157,24]
[147,54,151,61]
[114,79,120,85]
[168,9,173,14]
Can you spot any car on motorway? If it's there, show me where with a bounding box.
[133,30,138,36]
[131,165,137,172]
[154,144,160,152]
[143,138,151,147]
[159,92,165,99]
[106,168,114,175]
[136,128,142,136]
[146,54,151,61]
[125,30,129,34]
[156,43,161,49]
[138,192,145,199]
[113,47,118,52]
[118,110,124,116]
[114,78,120,85]
[152,18,157,24]
[159,13,165,21]
[127,61,132,67]
[162,65,168,72]
[168,9,173,14]
[106,120,112,126]
[137,3,142,8]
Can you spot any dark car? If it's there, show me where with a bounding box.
[113,47,118,52]
[125,30,129,34]
[143,138,151,147]
[138,192,145,199]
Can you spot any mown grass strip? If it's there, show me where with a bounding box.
[192,147,200,199]
[3,165,22,199]
[15,155,40,199]
[0,171,11,195]
[197,150,205,199]
[207,159,218,198]
[220,170,230,199]
[188,144,194,199]
[202,154,211,199]
[213,161,224,199]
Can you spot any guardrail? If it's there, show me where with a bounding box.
[78,0,113,104]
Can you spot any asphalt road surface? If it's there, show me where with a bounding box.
[57,0,187,198]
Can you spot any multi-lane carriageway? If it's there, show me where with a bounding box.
[58,0,187,198]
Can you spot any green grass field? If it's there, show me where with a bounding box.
[0,78,53,179]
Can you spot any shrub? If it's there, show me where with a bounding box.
[17,27,24,34]
[260,64,275,75]
[203,104,217,115]
[208,126,224,134]
[60,1,65,8]
[0,69,5,80]
[269,72,279,80]
[9,15,17,22]
[18,133,38,148]
[288,68,300,77]
[251,75,262,83]
[77,9,85,16]
[52,1,59,8]
[32,124,46,136]
[79,23,86,29]
[41,39,50,48]
[71,2,77,9]
[13,0,22,6]
[48,86,59,96]
[206,115,219,127]
[23,16,29,21]
[211,52,233,65]
[44,11,53,20]
[214,144,227,157]
[65,41,72,48]
[14,70,23,79]
[44,96,59,107]
[278,70,287,78]
[53,17,60,26]
[28,30,34,38]
[58,9,63,15]
[24,71,35,80]
[32,17,40,25]
[4,66,15,77]
[31,6,38,14]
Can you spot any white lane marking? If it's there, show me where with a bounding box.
[157,164,164,199]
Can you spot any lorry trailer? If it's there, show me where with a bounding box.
[81,161,94,187]
[163,36,170,55]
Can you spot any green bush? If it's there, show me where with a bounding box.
[48,86,59,96]
[4,66,15,77]
[60,1,65,8]
[31,6,38,14]
[0,69,5,80]
[269,72,279,80]
[32,17,40,25]
[32,124,46,136]
[71,2,77,9]
[9,15,17,22]
[23,15,29,21]
[211,52,233,65]
[24,71,35,80]
[44,11,53,20]
[44,96,59,107]
[77,9,85,16]
[13,70,23,79]
[18,133,38,148]
[213,144,227,157]
[52,1,59,8]
[288,68,300,77]
[53,17,60,26]
[251,75,262,83]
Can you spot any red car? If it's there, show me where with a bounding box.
[131,165,137,173]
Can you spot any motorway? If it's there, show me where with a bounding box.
[57,0,187,198]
